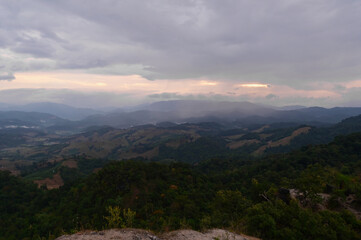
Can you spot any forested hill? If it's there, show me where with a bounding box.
[1,132,361,239]
[269,113,361,153]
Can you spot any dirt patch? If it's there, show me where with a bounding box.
[252,125,270,133]
[226,134,245,140]
[0,159,31,175]
[228,139,260,149]
[56,228,259,240]
[165,137,191,149]
[253,127,311,155]
[269,127,311,147]
[120,146,160,160]
[140,146,160,158]
[34,172,64,189]
[165,140,182,149]
[62,160,78,168]
[259,133,272,140]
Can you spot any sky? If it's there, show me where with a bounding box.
[1,0,361,108]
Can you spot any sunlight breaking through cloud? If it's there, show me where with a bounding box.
[237,83,270,88]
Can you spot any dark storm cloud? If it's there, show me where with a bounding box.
[1,0,361,87]
[0,87,356,108]
[0,72,15,81]
[147,92,248,102]
[146,91,341,107]
[265,94,278,100]
[0,88,136,108]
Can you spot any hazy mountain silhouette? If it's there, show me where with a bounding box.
[0,102,102,120]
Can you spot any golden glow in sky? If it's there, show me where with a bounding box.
[199,81,218,86]
[237,83,269,88]
[0,71,351,107]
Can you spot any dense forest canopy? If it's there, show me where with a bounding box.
[1,132,361,239]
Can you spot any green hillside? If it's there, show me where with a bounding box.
[1,132,361,239]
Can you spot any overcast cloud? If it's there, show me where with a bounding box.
[0,72,15,81]
[1,0,361,106]
[0,88,138,108]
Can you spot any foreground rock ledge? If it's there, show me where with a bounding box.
[56,228,260,240]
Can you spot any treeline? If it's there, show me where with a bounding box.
[1,133,361,239]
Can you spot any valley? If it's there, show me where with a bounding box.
[1,101,361,240]
[2,2,361,239]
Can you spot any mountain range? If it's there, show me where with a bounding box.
[2,100,361,129]
[0,102,102,121]
[2,100,361,240]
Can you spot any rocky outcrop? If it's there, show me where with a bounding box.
[56,229,158,240]
[56,228,260,240]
